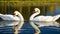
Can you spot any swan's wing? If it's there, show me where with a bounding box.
[33,16,54,21]
[33,16,45,21]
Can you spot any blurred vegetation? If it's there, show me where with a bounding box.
[0,0,60,21]
[0,0,60,2]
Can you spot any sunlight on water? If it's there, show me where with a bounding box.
[0,21,60,34]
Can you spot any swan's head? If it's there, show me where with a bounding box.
[14,11,20,16]
[33,8,40,13]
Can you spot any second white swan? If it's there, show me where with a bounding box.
[30,8,60,21]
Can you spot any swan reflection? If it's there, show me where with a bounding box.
[30,21,41,34]
[30,21,60,34]
[31,21,60,34]
[33,21,60,27]
[0,21,20,27]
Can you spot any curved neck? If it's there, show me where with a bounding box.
[30,12,40,20]
[18,13,24,21]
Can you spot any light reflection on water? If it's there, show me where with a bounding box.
[0,21,60,34]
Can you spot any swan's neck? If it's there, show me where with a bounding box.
[18,13,24,21]
[30,13,40,20]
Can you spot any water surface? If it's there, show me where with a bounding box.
[0,21,60,34]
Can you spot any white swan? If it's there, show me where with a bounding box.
[0,11,20,21]
[0,11,24,26]
[29,8,41,34]
[30,8,60,21]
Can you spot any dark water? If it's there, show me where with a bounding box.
[0,21,60,34]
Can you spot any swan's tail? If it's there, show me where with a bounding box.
[53,15,60,21]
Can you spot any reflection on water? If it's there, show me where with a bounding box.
[0,21,60,34]
[0,21,20,27]
[34,21,60,27]
[30,21,41,34]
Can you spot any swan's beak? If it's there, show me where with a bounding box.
[33,10,37,13]
[33,11,36,13]
[13,13,16,17]
[32,10,34,13]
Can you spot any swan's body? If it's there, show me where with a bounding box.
[0,14,20,21]
[30,8,60,21]
[32,16,53,21]
[33,15,60,21]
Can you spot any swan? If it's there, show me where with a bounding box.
[13,11,24,34]
[0,11,24,26]
[29,8,60,34]
[29,8,41,34]
[0,11,20,21]
[30,8,60,22]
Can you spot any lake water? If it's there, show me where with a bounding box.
[0,21,60,34]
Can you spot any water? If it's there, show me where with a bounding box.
[0,21,60,34]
